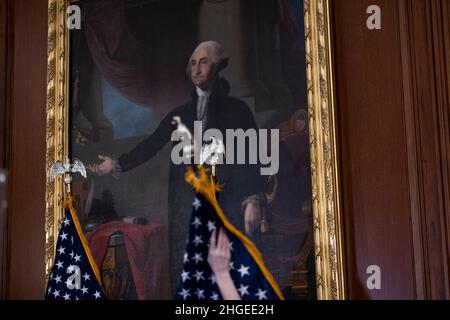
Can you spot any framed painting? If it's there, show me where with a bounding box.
[45,0,345,300]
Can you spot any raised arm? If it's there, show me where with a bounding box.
[207,228,241,300]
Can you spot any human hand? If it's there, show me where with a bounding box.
[244,201,262,237]
[87,155,115,176]
[207,228,232,277]
[207,228,240,300]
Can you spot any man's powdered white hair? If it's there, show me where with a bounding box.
[186,41,230,75]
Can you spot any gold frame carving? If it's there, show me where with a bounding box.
[304,0,346,299]
[45,0,70,280]
[45,0,346,299]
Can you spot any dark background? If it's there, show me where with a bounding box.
[1,0,450,299]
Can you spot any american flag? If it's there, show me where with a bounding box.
[45,201,105,300]
[176,169,283,300]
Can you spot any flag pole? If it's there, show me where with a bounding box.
[170,116,223,198]
[212,165,219,200]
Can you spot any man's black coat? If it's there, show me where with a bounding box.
[118,78,265,292]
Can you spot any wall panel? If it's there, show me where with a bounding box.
[332,0,416,299]
[6,0,47,299]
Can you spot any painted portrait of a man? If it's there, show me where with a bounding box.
[69,0,313,300]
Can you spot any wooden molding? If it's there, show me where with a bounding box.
[399,0,450,299]
[0,0,13,300]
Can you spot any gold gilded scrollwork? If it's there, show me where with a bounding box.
[45,0,70,281]
[305,0,346,299]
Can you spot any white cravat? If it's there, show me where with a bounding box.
[196,86,211,122]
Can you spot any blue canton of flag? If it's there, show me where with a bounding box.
[45,199,105,300]
[176,167,284,301]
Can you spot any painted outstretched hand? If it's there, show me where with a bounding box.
[87,155,115,176]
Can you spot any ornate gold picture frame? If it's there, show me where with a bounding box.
[45,0,345,300]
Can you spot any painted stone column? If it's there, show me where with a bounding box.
[198,0,253,98]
